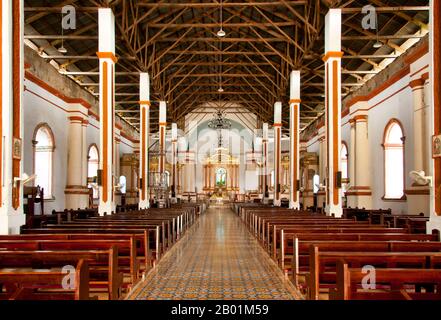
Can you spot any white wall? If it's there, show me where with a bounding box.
[304,53,430,214]
[23,76,136,214]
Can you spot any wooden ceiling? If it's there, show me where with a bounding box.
[23,0,430,133]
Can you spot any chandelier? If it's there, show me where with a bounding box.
[207,110,231,131]
[208,110,231,152]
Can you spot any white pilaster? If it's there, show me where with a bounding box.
[324,9,343,217]
[273,102,282,207]
[139,73,150,209]
[65,112,89,209]
[289,71,301,209]
[97,8,117,216]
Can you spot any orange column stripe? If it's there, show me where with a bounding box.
[293,105,298,202]
[0,0,3,206]
[102,61,108,203]
[276,127,280,200]
[333,60,340,206]
[141,107,146,201]
[12,0,20,210]
[111,67,114,203]
[326,63,330,205]
[434,0,441,215]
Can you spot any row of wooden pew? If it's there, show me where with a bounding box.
[0,203,205,300]
[343,207,429,234]
[236,203,441,300]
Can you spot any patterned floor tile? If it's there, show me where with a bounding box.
[127,206,303,300]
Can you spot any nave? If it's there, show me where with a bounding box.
[0,0,441,303]
[128,206,301,300]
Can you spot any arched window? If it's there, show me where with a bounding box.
[33,124,55,199]
[313,174,320,194]
[341,142,348,192]
[383,120,405,199]
[87,144,99,199]
[164,170,170,188]
[270,170,275,188]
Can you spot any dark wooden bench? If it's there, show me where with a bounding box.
[0,259,89,300]
[331,260,441,300]
[0,247,122,300]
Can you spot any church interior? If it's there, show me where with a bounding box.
[0,0,440,301]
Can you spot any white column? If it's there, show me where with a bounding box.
[159,101,167,175]
[347,119,356,208]
[353,115,372,208]
[273,102,282,206]
[262,123,269,203]
[81,119,89,196]
[97,8,117,216]
[114,130,121,206]
[0,0,25,234]
[139,73,150,209]
[171,123,178,202]
[324,9,343,217]
[317,133,326,209]
[289,71,301,209]
[65,114,89,209]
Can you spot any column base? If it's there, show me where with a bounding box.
[289,201,300,209]
[427,215,441,236]
[326,204,343,217]
[98,202,116,216]
[65,186,90,210]
[346,188,372,209]
[405,186,430,215]
[317,191,326,210]
[139,200,150,210]
[0,212,26,235]
[301,192,314,209]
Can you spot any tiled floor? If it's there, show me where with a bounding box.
[127,205,303,300]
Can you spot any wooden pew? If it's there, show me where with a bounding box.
[289,235,441,286]
[331,260,441,300]
[0,247,122,300]
[21,227,156,266]
[308,245,441,300]
[0,259,89,300]
[0,238,139,286]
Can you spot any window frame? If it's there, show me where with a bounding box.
[87,144,100,199]
[381,119,407,201]
[32,123,55,200]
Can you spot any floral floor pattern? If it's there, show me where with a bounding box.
[127,205,302,300]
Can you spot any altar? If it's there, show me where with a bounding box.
[202,147,239,201]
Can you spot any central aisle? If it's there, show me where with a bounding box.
[128,206,302,300]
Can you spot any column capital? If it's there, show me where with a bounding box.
[353,115,368,122]
[322,51,344,63]
[96,52,118,64]
[139,100,151,106]
[289,99,301,104]
[68,116,86,123]
[409,78,426,89]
